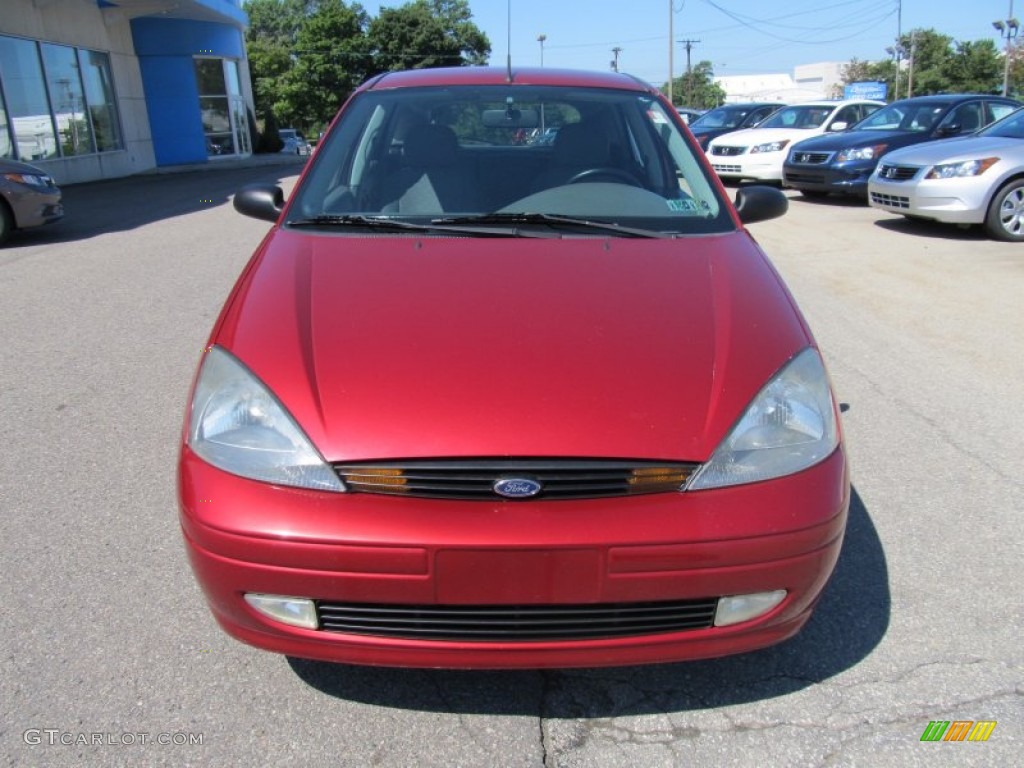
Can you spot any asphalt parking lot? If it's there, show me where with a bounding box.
[1,161,1021,767]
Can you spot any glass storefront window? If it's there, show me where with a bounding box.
[0,35,123,161]
[79,50,122,152]
[42,42,95,156]
[0,36,59,160]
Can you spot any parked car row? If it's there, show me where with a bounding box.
[697,93,1024,241]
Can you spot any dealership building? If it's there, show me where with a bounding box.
[1,0,254,184]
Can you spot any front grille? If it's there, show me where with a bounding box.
[711,145,746,156]
[334,459,697,500]
[870,191,910,209]
[789,151,832,165]
[316,598,719,641]
[785,171,826,185]
[712,163,742,174]
[876,164,919,181]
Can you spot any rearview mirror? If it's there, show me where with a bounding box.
[483,108,540,129]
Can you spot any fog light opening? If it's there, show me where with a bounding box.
[714,590,787,627]
[244,593,318,630]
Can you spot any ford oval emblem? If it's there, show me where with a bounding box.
[493,477,543,499]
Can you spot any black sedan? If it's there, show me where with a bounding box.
[782,94,1022,198]
[688,102,784,151]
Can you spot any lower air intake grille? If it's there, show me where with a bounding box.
[334,459,697,500]
[316,598,719,641]
[870,191,910,209]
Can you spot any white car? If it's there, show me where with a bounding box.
[868,107,1024,241]
[707,99,884,182]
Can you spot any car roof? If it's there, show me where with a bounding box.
[359,66,656,94]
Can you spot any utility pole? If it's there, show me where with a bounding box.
[668,0,674,105]
[994,1,1020,97]
[677,38,700,106]
[611,47,622,72]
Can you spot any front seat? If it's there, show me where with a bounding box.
[530,122,615,191]
[379,124,473,214]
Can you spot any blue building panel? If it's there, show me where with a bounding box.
[131,17,247,165]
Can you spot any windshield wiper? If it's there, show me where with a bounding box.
[432,212,669,238]
[288,214,439,232]
[287,213,550,237]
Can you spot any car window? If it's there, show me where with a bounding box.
[290,84,730,235]
[746,106,778,126]
[988,101,1018,123]
[938,102,983,134]
[978,107,1024,138]
[760,105,830,129]
[829,105,861,128]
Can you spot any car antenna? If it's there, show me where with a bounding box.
[506,0,514,82]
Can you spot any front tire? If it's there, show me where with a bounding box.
[984,179,1024,241]
[0,202,13,246]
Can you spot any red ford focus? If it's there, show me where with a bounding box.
[178,67,849,669]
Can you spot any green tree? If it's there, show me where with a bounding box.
[277,0,372,127]
[367,0,490,71]
[941,39,1002,93]
[662,61,726,109]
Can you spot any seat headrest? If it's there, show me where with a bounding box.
[552,122,610,166]
[403,124,458,166]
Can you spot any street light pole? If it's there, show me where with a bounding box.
[993,1,1020,97]
[537,34,546,67]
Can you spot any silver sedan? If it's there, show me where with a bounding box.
[868,107,1024,241]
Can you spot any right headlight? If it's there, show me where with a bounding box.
[925,157,999,179]
[187,346,345,492]
[688,348,840,491]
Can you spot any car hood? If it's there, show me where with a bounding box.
[0,158,53,176]
[212,231,812,463]
[880,135,1024,165]
[790,129,926,152]
[710,127,820,148]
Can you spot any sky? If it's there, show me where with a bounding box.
[366,0,1019,88]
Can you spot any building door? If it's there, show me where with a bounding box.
[194,58,250,157]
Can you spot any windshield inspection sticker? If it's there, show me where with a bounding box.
[667,199,699,212]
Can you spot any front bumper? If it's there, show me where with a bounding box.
[783,161,875,196]
[868,177,988,224]
[709,153,785,182]
[178,446,849,668]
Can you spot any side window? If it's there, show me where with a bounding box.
[988,101,1018,124]
[860,103,881,121]
[938,102,983,134]
[830,105,859,128]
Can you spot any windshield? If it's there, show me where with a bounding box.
[978,107,1024,138]
[759,105,833,130]
[691,106,755,130]
[287,83,731,236]
[853,101,952,132]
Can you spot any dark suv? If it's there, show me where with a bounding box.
[688,102,784,150]
[782,94,1021,198]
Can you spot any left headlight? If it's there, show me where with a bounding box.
[3,172,53,188]
[925,157,999,179]
[836,144,887,162]
[751,140,790,153]
[688,348,840,491]
[187,346,345,492]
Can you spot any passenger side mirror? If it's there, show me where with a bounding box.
[734,185,788,224]
[828,121,848,132]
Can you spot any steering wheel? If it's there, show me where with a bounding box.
[567,167,642,186]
